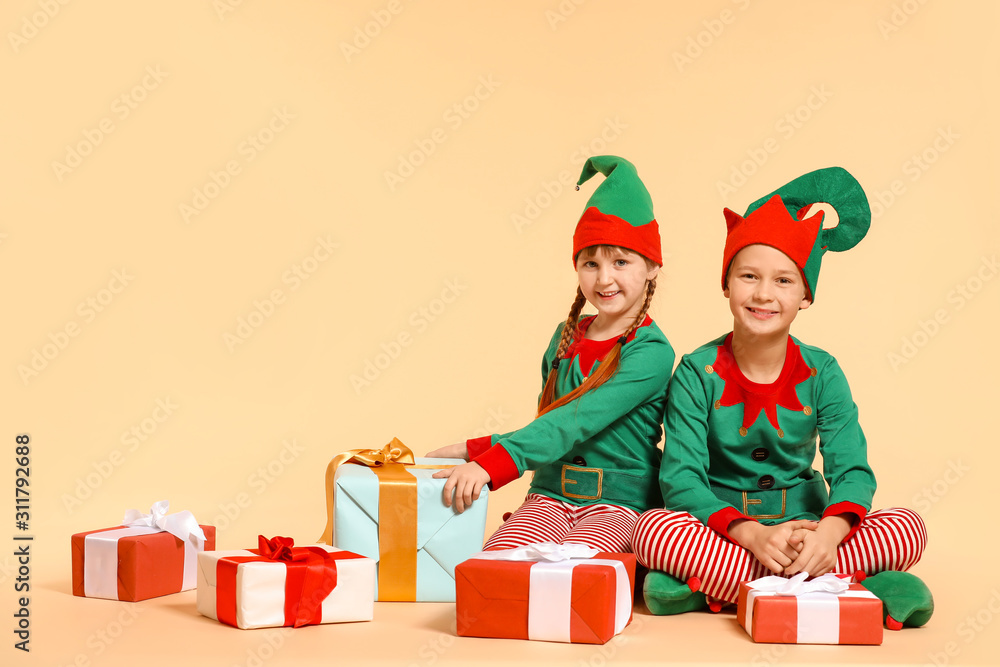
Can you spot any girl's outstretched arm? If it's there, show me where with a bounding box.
[425,443,468,460]
[433,463,490,513]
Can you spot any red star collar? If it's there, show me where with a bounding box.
[711,334,815,438]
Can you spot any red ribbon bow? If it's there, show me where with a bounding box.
[217,535,355,628]
[255,535,338,627]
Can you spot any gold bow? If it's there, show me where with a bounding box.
[318,437,452,601]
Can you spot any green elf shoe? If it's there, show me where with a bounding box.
[643,571,709,615]
[861,571,934,630]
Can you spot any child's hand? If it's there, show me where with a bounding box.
[425,443,469,460]
[784,515,851,577]
[730,519,819,574]
[433,462,490,513]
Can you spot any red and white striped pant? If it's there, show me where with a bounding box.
[631,507,927,604]
[483,493,640,552]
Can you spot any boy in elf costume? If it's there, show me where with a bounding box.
[630,167,934,629]
[428,156,674,552]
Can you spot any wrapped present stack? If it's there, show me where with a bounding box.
[72,500,215,602]
[320,438,489,602]
[197,535,375,629]
[455,542,636,644]
[737,572,883,645]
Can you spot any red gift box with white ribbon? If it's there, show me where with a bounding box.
[737,573,883,645]
[71,500,214,602]
[456,542,635,644]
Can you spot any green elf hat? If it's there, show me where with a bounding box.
[574,156,662,266]
[721,166,871,301]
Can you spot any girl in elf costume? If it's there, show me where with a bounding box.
[427,155,674,552]
[630,167,933,629]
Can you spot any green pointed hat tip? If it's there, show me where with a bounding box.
[746,166,871,253]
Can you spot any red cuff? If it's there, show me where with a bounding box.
[822,502,868,543]
[471,444,521,490]
[707,506,755,544]
[465,436,493,460]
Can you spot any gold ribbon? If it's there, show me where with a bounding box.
[318,437,454,601]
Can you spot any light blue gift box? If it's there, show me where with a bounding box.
[333,457,489,602]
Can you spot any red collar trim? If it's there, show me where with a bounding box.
[713,334,814,433]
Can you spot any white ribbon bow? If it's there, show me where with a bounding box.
[123,499,207,546]
[747,572,850,596]
[469,541,599,563]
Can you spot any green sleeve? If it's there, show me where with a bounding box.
[498,328,674,473]
[815,356,877,510]
[659,356,733,524]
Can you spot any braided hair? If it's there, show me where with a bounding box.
[536,246,658,417]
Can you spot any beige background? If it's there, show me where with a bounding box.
[2,1,998,665]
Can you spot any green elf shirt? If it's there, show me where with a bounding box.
[469,315,674,513]
[660,333,876,543]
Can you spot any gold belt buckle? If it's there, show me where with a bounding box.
[741,488,787,519]
[561,465,603,500]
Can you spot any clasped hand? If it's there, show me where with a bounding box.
[730,515,851,577]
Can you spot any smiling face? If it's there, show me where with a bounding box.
[575,245,658,331]
[724,244,811,339]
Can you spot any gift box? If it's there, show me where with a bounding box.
[737,573,883,645]
[319,439,489,602]
[72,500,215,602]
[455,543,635,644]
[197,536,375,629]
